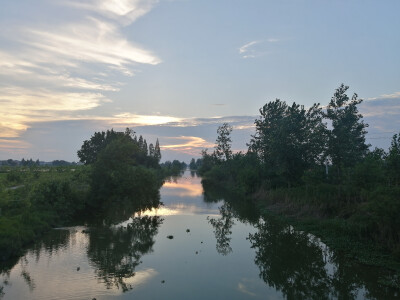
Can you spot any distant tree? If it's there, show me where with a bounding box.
[325,84,369,173]
[138,136,144,150]
[189,158,197,170]
[154,139,161,162]
[52,160,70,166]
[195,158,203,169]
[148,143,155,157]
[214,123,233,161]
[143,139,148,156]
[6,159,17,166]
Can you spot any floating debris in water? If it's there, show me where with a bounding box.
[195,251,198,254]
[186,229,190,233]
[201,241,203,244]
[77,267,80,271]
[161,280,165,284]
[167,235,174,239]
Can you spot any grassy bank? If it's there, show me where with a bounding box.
[0,166,91,260]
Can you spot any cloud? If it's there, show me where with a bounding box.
[162,136,214,151]
[0,85,111,138]
[0,1,161,140]
[238,38,280,58]
[367,91,400,101]
[0,139,31,150]
[21,18,161,69]
[111,113,183,126]
[64,0,159,26]
[239,40,260,54]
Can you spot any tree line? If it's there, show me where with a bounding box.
[0,128,186,261]
[197,84,400,257]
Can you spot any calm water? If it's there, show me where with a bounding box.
[1,172,399,299]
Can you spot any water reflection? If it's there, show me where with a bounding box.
[87,215,163,292]
[208,203,235,256]
[202,179,400,299]
[1,172,399,299]
[248,218,400,299]
[249,220,332,299]
[163,176,203,197]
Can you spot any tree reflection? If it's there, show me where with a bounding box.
[248,220,333,299]
[208,203,234,256]
[87,215,163,291]
[248,219,400,300]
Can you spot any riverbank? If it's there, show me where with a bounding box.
[254,199,400,288]
[201,177,400,289]
[0,164,169,261]
[0,166,90,260]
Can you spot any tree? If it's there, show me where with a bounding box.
[189,158,197,170]
[154,139,161,162]
[143,139,148,155]
[77,129,122,164]
[325,84,369,173]
[386,132,400,185]
[148,143,155,157]
[248,99,327,186]
[214,123,233,161]
[90,135,159,204]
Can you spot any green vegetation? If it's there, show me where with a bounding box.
[199,84,400,267]
[0,128,170,261]
[160,160,187,177]
[0,165,89,260]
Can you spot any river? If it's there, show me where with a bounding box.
[0,171,398,299]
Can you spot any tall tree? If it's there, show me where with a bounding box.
[148,143,155,157]
[138,136,144,150]
[154,139,161,162]
[214,123,233,161]
[325,84,369,172]
[143,139,148,155]
[249,100,327,186]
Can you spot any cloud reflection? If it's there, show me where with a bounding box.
[163,180,204,197]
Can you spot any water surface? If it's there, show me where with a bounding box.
[0,172,398,299]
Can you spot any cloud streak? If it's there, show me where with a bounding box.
[0,0,161,140]
[64,0,159,26]
[239,38,279,58]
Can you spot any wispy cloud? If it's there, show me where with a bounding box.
[63,0,159,26]
[239,40,260,54]
[162,136,214,149]
[0,1,161,140]
[20,17,161,70]
[238,38,280,58]
[111,113,183,126]
[0,139,31,150]
[367,91,400,101]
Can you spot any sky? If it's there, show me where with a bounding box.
[0,0,399,162]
